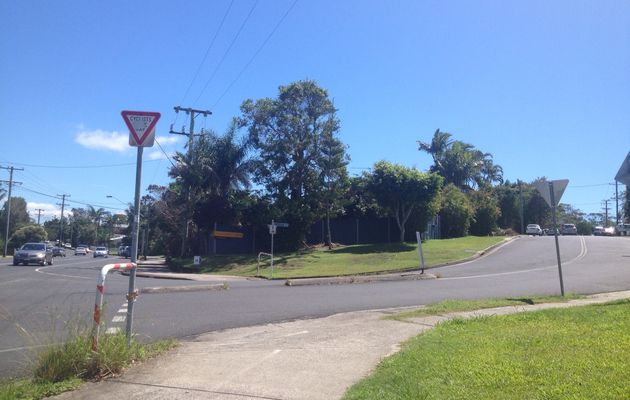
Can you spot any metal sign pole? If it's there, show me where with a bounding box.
[270,220,274,279]
[126,146,143,344]
[549,182,565,296]
[416,231,425,274]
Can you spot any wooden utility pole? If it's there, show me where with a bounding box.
[57,194,70,245]
[1,166,24,257]
[169,106,211,257]
[35,208,44,225]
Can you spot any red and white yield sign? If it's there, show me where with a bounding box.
[121,110,161,147]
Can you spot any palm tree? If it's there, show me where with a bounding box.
[168,124,253,256]
[419,129,503,191]
[87,206,107,244]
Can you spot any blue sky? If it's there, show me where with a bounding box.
[1,0,629,222]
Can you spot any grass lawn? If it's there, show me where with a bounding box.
[184,236,505,279]
[388,294,583,321]
[344,299,630,399]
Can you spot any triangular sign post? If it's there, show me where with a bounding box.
[615,152,630,186]
[533,178,569,297]
[121,110,160,147]
[534,179,569,208]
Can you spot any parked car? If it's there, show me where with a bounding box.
[75,246,87,256]
[545,227,559,236]
[561,223,578,235]
[93,246,108,258]
[13,243,53,266]
[593,226,605,236]
[79,244,92,253]
[616,223,630,236]
[603,226,616,236]
[526,224,543,236]
[52,247,66,257]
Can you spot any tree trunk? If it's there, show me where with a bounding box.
[326,206,332,249]
[395,203,414,243]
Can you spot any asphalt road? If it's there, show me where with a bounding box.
[1,235,629,379]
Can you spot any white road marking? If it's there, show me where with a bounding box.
[283,330,308,337]
[112,316,126,323]
[105,327,121,334]
[440,236,589,281]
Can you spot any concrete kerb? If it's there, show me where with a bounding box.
[121,237,516,288]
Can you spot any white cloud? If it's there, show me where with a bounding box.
[27,202,61,220]
[156,135,179,146]
[75,129,129,152]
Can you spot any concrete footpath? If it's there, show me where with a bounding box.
[52,290,630,400]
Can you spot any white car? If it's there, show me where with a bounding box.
[93,246,108,258]
[75,246,87,255]
[526,224,543,236]
[561,223,578,235]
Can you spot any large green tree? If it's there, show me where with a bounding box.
[239,80,348,249]
[440,184,474,238]
[0,197,31,239]
[9,224,47,249]
[366,161,442,242]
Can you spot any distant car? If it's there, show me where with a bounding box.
[75,246,87,256]
[603,226,616,236]
[119,246,131,258]
[617,223,630,236]
[79,244,92,253]
[593,226,605,236]
[561,223,578,235]
[526,224,543,236]
[52,247,66,257]
[93,246,108,258]
[13,243,53,266]
[545,227,559,236]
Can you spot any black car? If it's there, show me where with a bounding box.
[52,247,66,257]
[119,246,131,258]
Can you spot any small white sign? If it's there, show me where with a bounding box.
[193,256,201,265]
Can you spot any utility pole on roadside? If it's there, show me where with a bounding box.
[35,208,44,225]
[57,194,70,245]
[518,180,524,234]
[1,166,24,257]
[615,181,619,226]
[169,106,212,257]
[603,199,609,227]
[169,106,212,157]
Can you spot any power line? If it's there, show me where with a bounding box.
[14,186,125,213]
[212,0,298,108]
[0,159,162,169]
[154,137,177,169]
[177,0,236,113]
[192,0,259,107]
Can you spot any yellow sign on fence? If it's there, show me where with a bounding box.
[211,230,244,239]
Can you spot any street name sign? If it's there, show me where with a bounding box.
[615,152,630,186]
[534,179,569,208]
[121,110,161,147]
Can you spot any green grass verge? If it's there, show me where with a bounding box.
[176,236,505,279]
[344,299,630,399]
[0,332,176,400]
[388,294,584,321]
